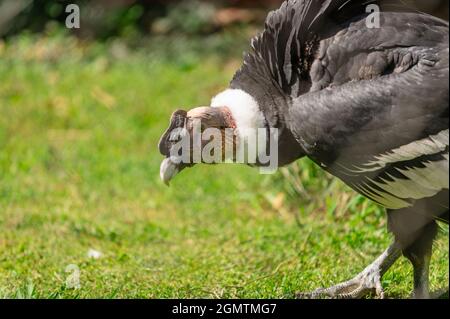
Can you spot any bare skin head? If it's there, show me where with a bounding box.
[158,106,236,185]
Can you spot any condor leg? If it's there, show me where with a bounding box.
[297,242,401,299]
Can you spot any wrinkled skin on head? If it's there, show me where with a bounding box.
[158,107,236,185]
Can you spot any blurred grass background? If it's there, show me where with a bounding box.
[0,0,448,298]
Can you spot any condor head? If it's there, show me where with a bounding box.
[158,107,237,185]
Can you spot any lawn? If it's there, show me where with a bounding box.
[0,31,448,299]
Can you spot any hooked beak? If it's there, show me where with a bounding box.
[158,109,188,186]
[160,158,180,186]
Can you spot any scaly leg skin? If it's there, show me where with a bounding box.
[409,251,431,299]
[298,242,402,299]
[402,222,437,299]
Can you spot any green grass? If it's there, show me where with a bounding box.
[0,33,448,299]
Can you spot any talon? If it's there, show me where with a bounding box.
[297,244,401,299]
[375,281,385,299]
[297,271,384,299]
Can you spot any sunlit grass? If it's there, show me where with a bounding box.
[0,33,447,298]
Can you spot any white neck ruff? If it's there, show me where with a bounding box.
[211,89,267,163]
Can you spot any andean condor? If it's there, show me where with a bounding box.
[158,0,449,298]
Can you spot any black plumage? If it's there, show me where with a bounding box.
[159,0,449,298]
[231,0,449,298]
